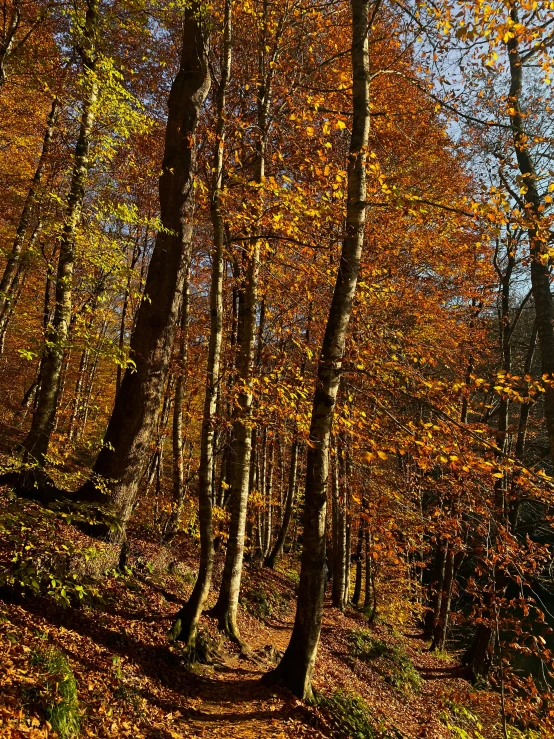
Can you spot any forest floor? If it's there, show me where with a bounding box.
[0,495,506,739]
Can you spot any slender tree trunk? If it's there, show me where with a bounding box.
[332,446,347,610]
[77,5,210,536]
[265,438,299,568]
[352,515,364,606]
[0,98,58,352]
[431,546,455,651]
[68,347,89,441]
[166,277,190,535]
[515,320,538,461]
[263,0,370,698]
[169,0,230,648]
[209,244,259,641]
[22,4,99,467]
[423,542,446,639]
[116,231,141,395]
[344,516,351,609]
[0,220,41,355]
[209,0,268,641]
[364,528,377,621]
[506,12,554,467]
[263,439,274,557]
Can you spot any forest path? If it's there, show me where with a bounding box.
[173,611,305,739]
[0,527,500,739]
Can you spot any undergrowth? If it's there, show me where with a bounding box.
[317,689,403,739]
[440,702,486,739]
[440,702,542,739]
[30,647,80,739]
[242,584,285,619]
[348,630,422,693]
[0,497,103,606]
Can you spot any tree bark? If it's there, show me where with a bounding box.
[265,438,299,568]
[423,541,446,639]
[169,0,230,648]
[431,546,455,652]
[209,0,268,642]
[77,4,210,536]
[166,276,190,535]
[514,320,538,461]
[506,11,554,467]
[22,3,99,466]
[332,445,347,611]
[0,97,58,352]
[352,504,365,606]
[262,0,370,698]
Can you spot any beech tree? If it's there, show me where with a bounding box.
[77,1,210,534]
[264,0,372,698]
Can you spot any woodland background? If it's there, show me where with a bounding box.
[1,0,554,737]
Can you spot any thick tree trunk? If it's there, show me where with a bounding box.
[169,1,230,648]
[265,438,298,568]
[77,4,210,535]
[463,621,495,679]
[262,0,370,698]
[22,4,99,467]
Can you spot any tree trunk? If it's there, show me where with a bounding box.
[423,542,446,640]
[169,0,230,648]
[167,276,190,535]
[77,4,210,536]
[332,446,347,611]
[209,240,259,642]
[506,13,554,467]
[0,98,58,352]
[265,438,299,568]
[514,320,538,461]
[115,230,142,395]
[263,439,275,557]
[262,0,370,698]
[352,515,364,606]
[22,4,99,467]
[431,546,455,652]
[209,0,268,641]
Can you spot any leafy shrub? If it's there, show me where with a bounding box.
[317,689,401,739]
[30,647,80,738]
[348,630,422,693]
[506,726,542,739]
[439,702,485,739]
[0,499,101,606]
[438,702,541,739]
